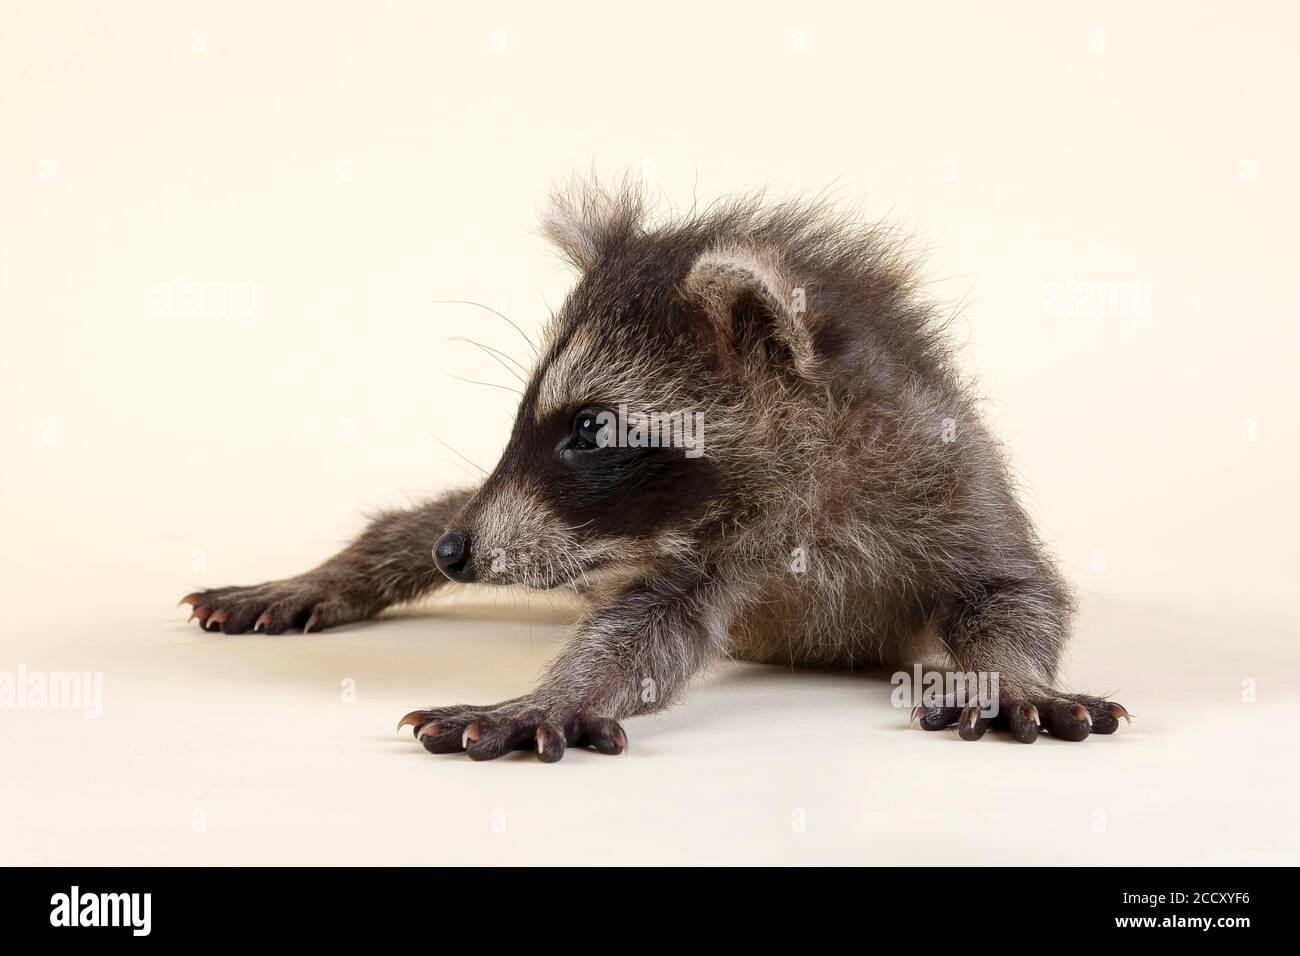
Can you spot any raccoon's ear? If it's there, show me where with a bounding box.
[682,245,819,379]
[539,179,645,272]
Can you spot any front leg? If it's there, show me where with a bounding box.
[399,573,730,762]
[179,487,475,633]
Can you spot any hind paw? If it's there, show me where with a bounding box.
[911,691,1130,743]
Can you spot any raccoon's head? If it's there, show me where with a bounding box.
[434,181,838,589]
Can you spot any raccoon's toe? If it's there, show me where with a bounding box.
[910,703,962,730]
[1006,701,1041,743]
[1065,694,1131,735]
[1036,699,1094,741]
[579,716,629,755]
[957,705,992,740]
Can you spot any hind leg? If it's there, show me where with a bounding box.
[912,581,1130,743]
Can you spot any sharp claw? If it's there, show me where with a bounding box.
[1072,704,1092,726]
[612,726,628,754]
[909,704,925,727]
[254,610,272,633]
[417,722,441,740]
[207,609,227,630]
[303,611,320,633]
[966,708,980,730]
[462,722,482,749]
[397,711,427,735]
[1026,704,1040,726]
[1108,702,1132,725]
[536,727,548,754]
[179,594,201,608]
[190,606,210,621]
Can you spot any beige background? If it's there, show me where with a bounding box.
[2,1,1297,864]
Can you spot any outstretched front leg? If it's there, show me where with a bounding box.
[399,572,731,762]
[179,487,475,633]
[913,579,1131,743]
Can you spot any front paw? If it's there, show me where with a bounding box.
[178,576,365,635]
[398,700,628,763]
[912,691,1131,743]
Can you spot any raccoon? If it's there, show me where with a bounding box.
[180,179,1128,761]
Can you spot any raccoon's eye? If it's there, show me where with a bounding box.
[571,408,609,450]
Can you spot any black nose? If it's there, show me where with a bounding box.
[433,531,476,583]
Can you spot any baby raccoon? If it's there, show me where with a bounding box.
[180,180,1128,761]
